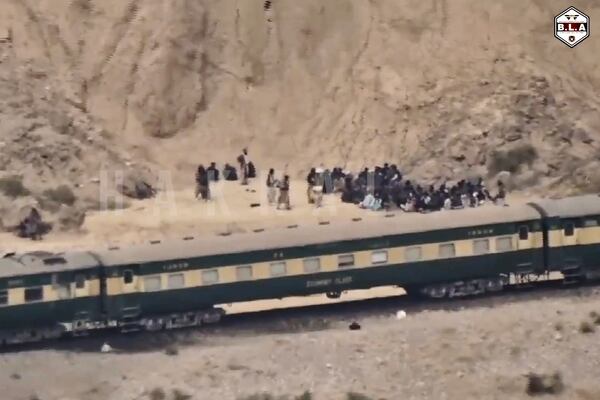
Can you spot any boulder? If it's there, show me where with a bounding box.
[117,170,157,200]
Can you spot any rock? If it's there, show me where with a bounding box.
[117,170,157,200]
[52,205,86,231]
[506,133,522,142]
[396,310,407,320]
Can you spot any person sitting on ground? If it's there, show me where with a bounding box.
[17,208,48,241]
[223,163,238,181]
[247,161,257,178]
[277,175,291,210]
[207,162,220,182]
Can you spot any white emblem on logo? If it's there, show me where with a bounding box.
[555,6,590,48]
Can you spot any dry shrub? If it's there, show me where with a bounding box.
[42,185,76,206]
[295,391,313,400]
[0,176,30,198]
[148,388,166,400]
[172,389,192,400]
[164,345,179,356]
[579,321,595,334]
[347,393,375,400]
[554,322,563,332]
[488,144,538,175]
[526,372,564,396]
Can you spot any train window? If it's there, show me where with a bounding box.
[202,270,219,284]
[496,237,513,252]
[338,254,355,268]
[518,226,529,240]
[584,219,598,227]
[371,250,388,265]
[564,222,575,236]
[270,261,287,277]
[144,276,162,292]
[168,273,185,289]
[75,274,86,289]
[473,239,490,255]
[56,283,71,300]
[439,243,456,258]
[24,287,43,303]
[405,247,422,262]
[236,265,253,281]
[303,258,321,273]
[123,270,134,284]
[0,290,7,305]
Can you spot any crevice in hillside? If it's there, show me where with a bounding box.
[89,0,141,87]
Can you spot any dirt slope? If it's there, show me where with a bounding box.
[1,0,600,227]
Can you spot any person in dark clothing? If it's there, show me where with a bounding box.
[306,168,316,204]
[493,181,506,204]
[207,162,220,182]
[223,163,238,181]
[17,208,47,240]
[266,168,277,205]
[195,165,210,200]
[247,161,256,178]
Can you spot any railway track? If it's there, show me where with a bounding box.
[2,278,598,354]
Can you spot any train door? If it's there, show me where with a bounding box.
[110,265,142,323]
[560,218,580,263]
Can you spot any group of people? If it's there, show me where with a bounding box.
[195,153,507,215]
[305,163,507,213]
[195,148,293,210]
[195,149,258,201]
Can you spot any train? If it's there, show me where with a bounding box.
[1,194,599,345]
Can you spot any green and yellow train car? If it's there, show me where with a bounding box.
[1,194,599,343]
[95,202,544,329]
[0,252,104,345]
[532,195,600,282]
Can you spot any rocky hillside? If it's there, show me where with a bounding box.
[1,0,600,228]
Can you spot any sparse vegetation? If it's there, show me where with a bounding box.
[164,345,179,356]
[10,373,21,380]
[0,176,31,198]
[148,388,166,400]
[42,185,76,206]
[488,144,538,175]
[29,395,41,400]
[579,321,595,334]
[295,391,313,400]
[554,322,563,332]
[172,389,192,400]
[347,392,375,400]
[526,372,564,396]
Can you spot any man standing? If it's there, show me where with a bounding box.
[277,175,291,210]
[238,148,250,185]
[266,168,277,205]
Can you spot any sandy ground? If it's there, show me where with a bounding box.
[0,177,537,254]
[2,286,600,400]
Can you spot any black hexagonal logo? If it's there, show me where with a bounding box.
[555,6,590,48]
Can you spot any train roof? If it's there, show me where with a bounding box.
[531,194,600,218]
[95,203,541,267]
[0,251,99,279]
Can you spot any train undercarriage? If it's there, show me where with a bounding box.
[0,307,225,347]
